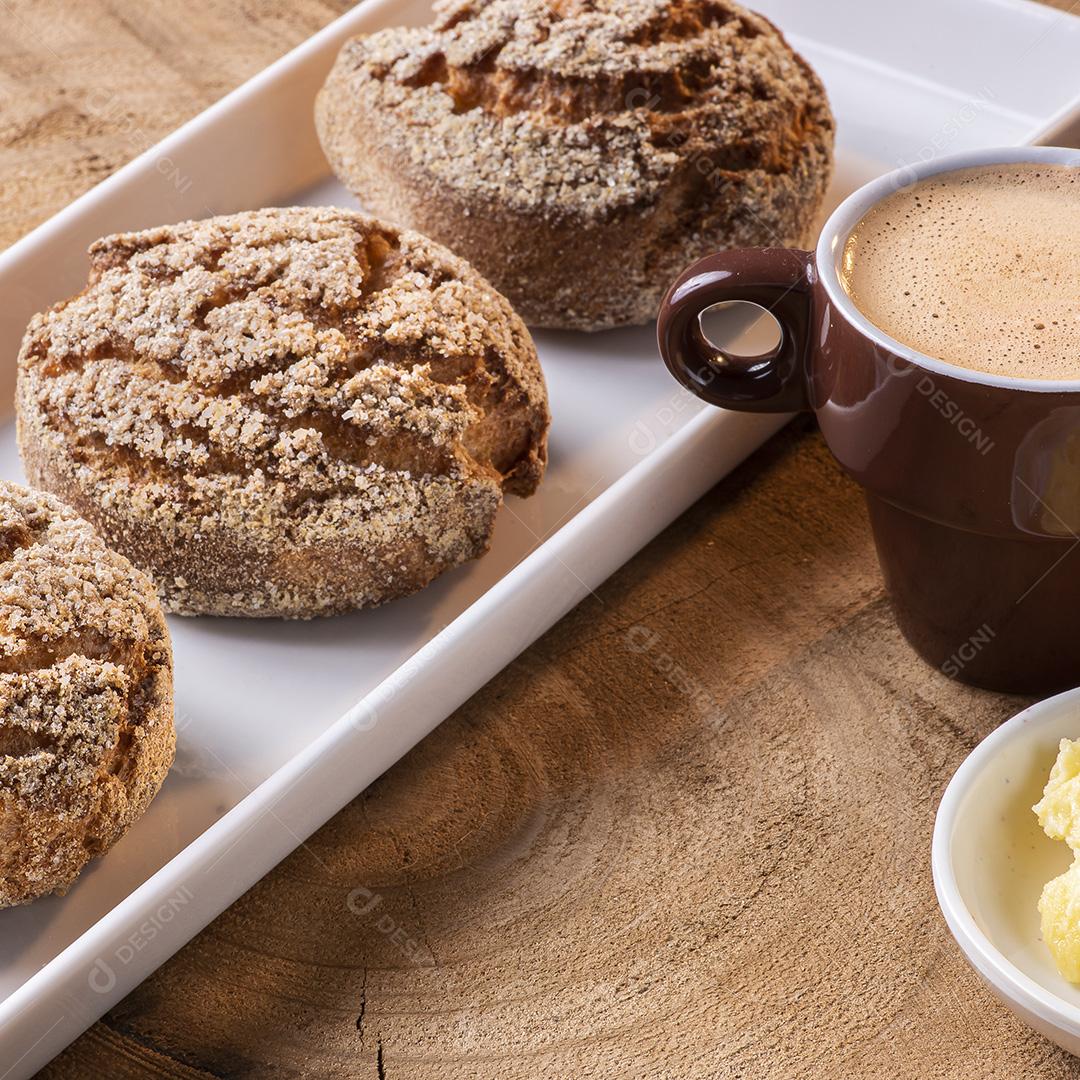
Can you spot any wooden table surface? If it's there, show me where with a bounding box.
[3,1,1079,1076]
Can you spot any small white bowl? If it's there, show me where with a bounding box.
[933,686,1080,1055]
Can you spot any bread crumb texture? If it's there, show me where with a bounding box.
[0,481,173,907]
[17,207,550,617]
[316,0,835,329]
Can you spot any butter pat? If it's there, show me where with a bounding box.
[1034,738,1080,981]
[1039,863,1080,983]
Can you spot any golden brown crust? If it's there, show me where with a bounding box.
[16,207,550,617]
[0,481,174,907]
[315,0,835,331]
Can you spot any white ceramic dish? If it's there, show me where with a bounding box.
[934,688,1080,1056]
[2,0,1080,1074]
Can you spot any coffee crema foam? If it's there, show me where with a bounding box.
[841,163,1080,379]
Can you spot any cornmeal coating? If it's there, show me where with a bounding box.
[0,481,173,907]
[17,207,550,617]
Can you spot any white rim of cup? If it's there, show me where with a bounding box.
[815,145,1080,394]
[932,685,1080,1036]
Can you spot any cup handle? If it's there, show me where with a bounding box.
[657,248,814,413]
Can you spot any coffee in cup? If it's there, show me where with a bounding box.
[840,163,1080,380]
[657,146,1080,695]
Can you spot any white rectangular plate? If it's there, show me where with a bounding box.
[2,0,1079,1074]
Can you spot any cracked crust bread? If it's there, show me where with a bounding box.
[315,0,835,332]
[0,481,174,907]
[16,206,550,618]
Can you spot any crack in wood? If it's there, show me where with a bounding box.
[355,968,367,1045]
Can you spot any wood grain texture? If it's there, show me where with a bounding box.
[1,1,1078,1076]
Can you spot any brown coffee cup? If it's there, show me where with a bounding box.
[657,146,1080,695]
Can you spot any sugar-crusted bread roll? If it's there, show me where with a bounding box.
[0,481,173,907]
[315,0,835,331]
[17,207,550,618]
